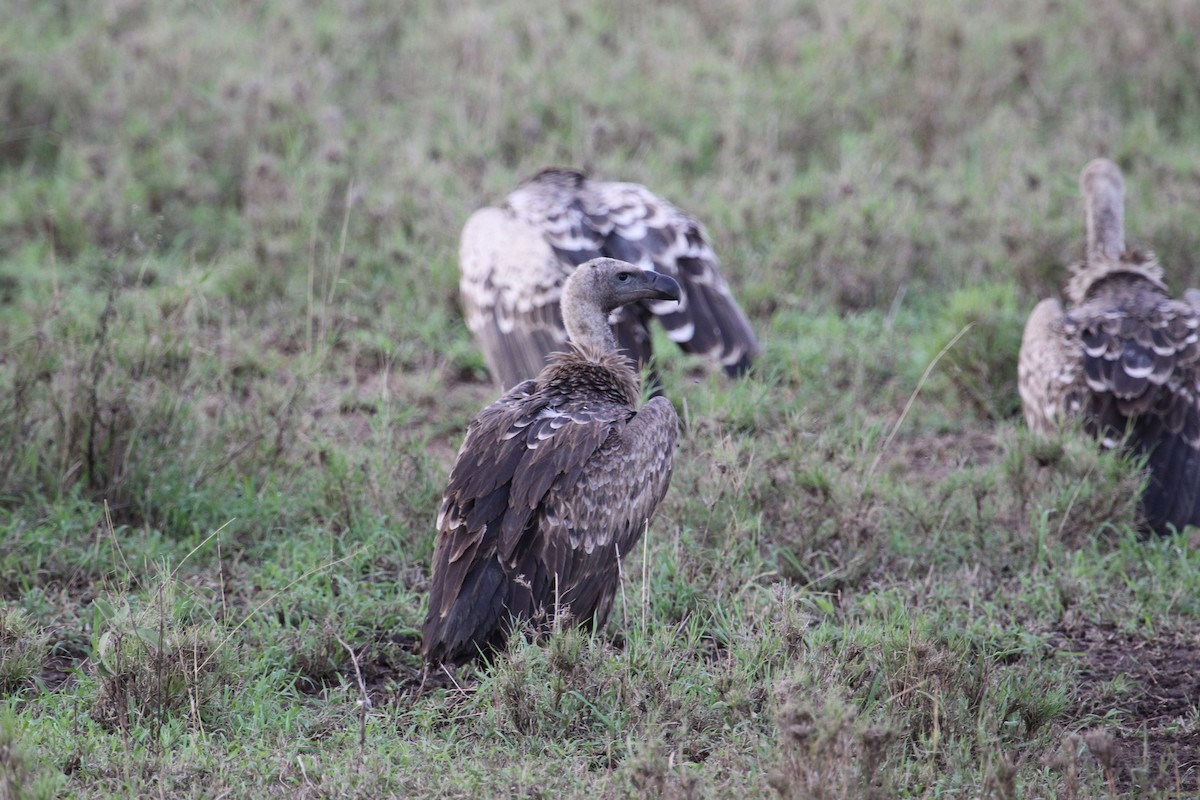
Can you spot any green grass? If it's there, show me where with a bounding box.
[2,0,1200,796]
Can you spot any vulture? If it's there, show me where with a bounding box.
[459,167,760,390]
[423,258,682,666]
[1019,158,1200,535]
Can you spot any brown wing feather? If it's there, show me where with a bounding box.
[423,379,539,661]
[1071,282,1200,532]
[516,396,678,629]
[1074,288,1200,418]
[422,364,676,665]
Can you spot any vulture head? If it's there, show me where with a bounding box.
[561,258,682,352]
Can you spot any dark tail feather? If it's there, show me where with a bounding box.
[422,558,509,665]
[1130,423,1200,536]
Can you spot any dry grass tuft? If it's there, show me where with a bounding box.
[0,606,49,694]
[769,683,893,800]
[1001,427,1144,547]
[88,576,227,737]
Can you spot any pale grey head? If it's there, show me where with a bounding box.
[560,258,682,353]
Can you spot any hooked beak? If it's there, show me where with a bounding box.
[646,271,682,303]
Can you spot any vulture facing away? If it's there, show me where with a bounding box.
[1019,158,1200,535]
[423,258,682,666]
[459,167,760,390]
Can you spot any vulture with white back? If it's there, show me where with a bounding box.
[459,167,760,390]
[1019,158,1200,535]
[423,258,681,666]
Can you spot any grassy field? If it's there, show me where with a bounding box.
[2,0,1200,796]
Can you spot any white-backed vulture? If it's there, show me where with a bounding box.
[459,167,760,390]
[423,258,682,666]
[1019,158,1200,535]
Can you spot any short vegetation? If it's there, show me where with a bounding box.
[2,0,1198,797]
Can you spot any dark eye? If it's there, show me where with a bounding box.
[617,272,630,282]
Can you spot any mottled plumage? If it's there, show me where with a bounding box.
[423,259,681,665]
[1019,159,1200,534]
[459,167,760,389]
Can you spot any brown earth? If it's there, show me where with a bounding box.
[1049,623,1200,795]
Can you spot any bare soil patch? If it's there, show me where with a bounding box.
[38,646,86,693]
[890,430,999,485]
[1051,623,1200,794]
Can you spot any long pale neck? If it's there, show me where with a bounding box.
[561,291,619,354]
[1083,160,1125,262]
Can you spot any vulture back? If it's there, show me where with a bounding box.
[1018,158,1200,534]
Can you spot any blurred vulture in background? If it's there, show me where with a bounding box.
[1019,158,1200,535]
[423,258,681,666]
[459,167,760,390]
